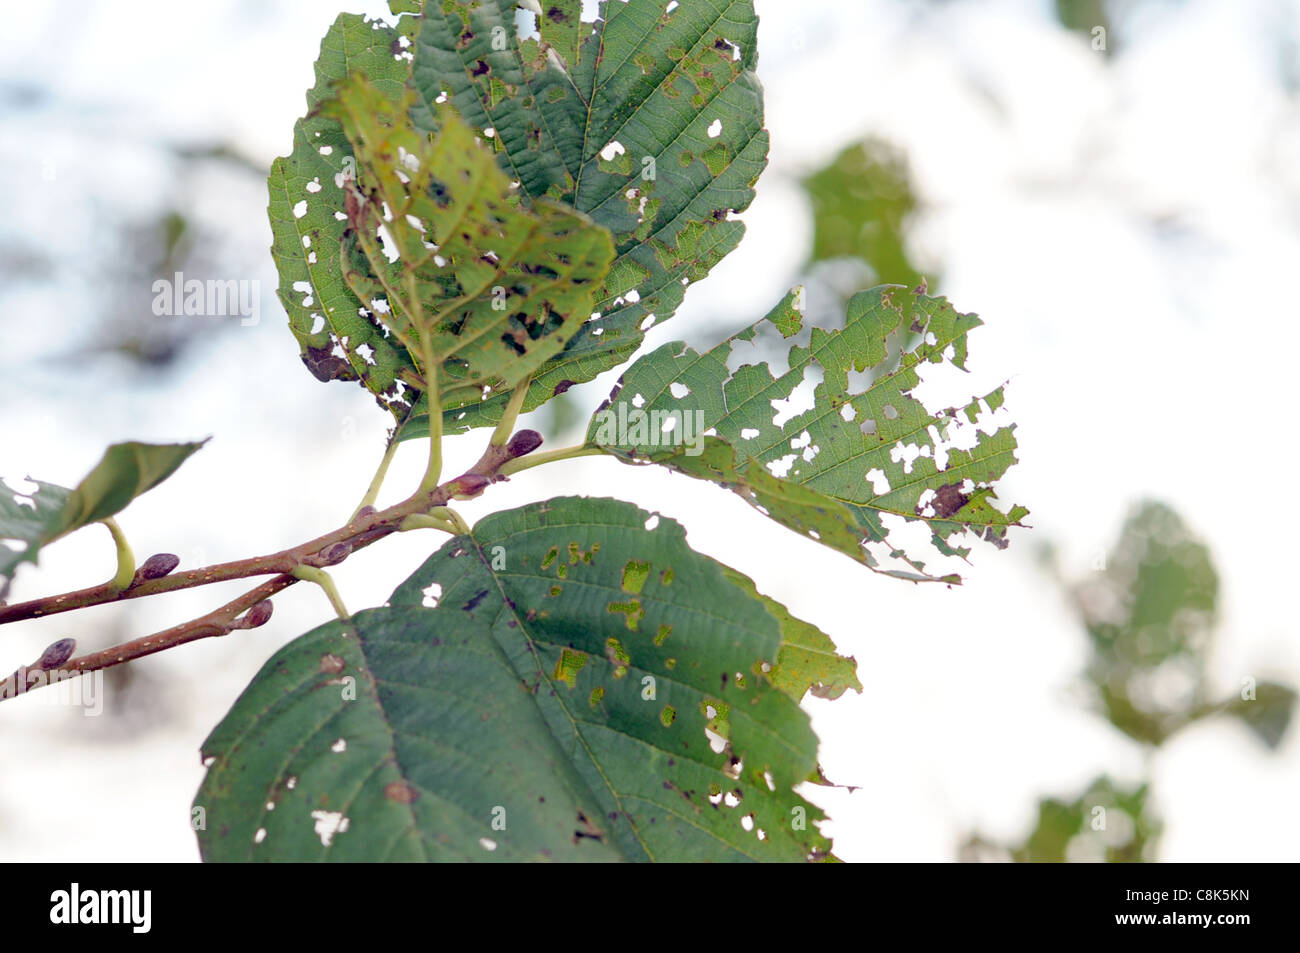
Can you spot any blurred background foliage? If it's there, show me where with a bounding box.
[963,502,1295,862]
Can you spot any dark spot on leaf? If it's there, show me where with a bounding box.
[302,345,358,383]
[462,589,489,612]
[384,781,419,804]
[928,483,969,519]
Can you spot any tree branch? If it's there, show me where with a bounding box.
[0,411,555,702]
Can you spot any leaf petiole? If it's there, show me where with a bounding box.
[489,376,532,449]
[398,514,460,535]
[496,444,603,477]
[351,438,400,520]
[290,565,349,620]
[100,518,135,593]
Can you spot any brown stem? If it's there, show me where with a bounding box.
[0,461,512,704]
[0,468,495,628]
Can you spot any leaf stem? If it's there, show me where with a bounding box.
[351,437,400,519]
[490,376,531,448]
[398,514,459,535]
[290,565,349,620]
[497,444,603,477]
[101,518,135,593]
[430,506,470,534]
[411,271,444,494]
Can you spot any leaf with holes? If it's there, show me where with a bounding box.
[404,0,769,436]
[321,73,614,414]
[1,441,205,592]
[584,285,1028,582]
[267,9,428,417]
[719,567,861,702]
[196,497,835,861]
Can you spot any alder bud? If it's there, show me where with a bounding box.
[136,552,180,582]
[238,600,274,630]
[36,638,76,670]
[316,542,352,566]
[506,429,544,459]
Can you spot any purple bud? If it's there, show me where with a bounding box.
[36,638,76,670]
[316,542,352,566]
[506,429,544,459]
[137,552,180,582]
[239,600,274,629]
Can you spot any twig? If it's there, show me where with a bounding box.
[1,416,558,702]
[0,468,490,629]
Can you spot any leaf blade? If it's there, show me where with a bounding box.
[408,0,769,434]
[197,497,836,861]
[0,440,204,590]
[584,285,1027,581]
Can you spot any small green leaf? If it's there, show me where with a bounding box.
[197,497,836,861]
[0,440,205,590]
[802,138,928,287]
[1220,682,1296,750]
[584,285,1027,582]
[964,776,1160,863]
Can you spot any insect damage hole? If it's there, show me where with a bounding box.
[310,810,349,846]
[421,582,442,608]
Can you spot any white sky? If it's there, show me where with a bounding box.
[1,0,1297,861]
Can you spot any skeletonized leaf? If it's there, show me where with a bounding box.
[197,497,836,862]
[408,0,769,435]
[0,441,205,590]
[321,74,614,412]
[584,285,1027,582]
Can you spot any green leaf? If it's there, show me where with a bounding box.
[1219,682,1296,751]
[802,137,928,288]
[584,285,1027,582]
[197,497,835,862]
[409,0,769,435]
[1072,500,1296,749]
[727,569,862,702]
[267,11,427,415]
[963,776,1160,863]
[321,73,615,413]
[0,441,205,590]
